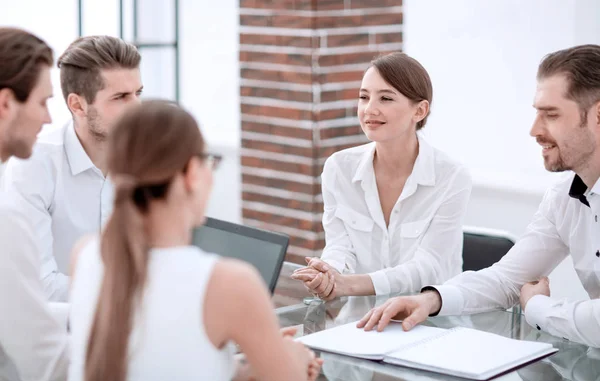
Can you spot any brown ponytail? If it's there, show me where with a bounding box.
[84,100,204,381]
[85,174,148,381]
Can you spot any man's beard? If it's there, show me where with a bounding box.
[86,106,107,142]
[3,112,36,160]
[3,133,33,160]
[544,117,595,173]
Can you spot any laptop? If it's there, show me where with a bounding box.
[191,217,289,293]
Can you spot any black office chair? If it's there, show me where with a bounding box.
[462,226,521,314]
[462,226,516,272]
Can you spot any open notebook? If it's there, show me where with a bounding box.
[297,321,557,380]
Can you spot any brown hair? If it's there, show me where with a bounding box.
[0,27,53,102]
[538,44,600,120]
[85,100,205,381]
[57,35,140,104]
[370,52,433,130]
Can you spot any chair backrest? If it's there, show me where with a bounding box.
[462,226,517,271]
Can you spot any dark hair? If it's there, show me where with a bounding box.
[0,27,53,102]
[85,100,205,381]
[538,44,600,119]
[57,35,140,104]
[370,52,433,130]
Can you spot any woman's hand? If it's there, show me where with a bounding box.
[292,257,339,301]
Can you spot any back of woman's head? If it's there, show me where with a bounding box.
[370,52,433,130]
[108,100,204,190]
[85,100,204,381]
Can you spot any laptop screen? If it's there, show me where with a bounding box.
[191,218,288,293]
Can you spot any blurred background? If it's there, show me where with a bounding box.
[2,0,599,301]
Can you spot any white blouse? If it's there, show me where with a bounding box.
[320,134,472,295]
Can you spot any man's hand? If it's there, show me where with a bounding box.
[356,291,442,332]
[520,277,550,311]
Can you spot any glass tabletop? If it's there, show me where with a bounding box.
[273,262,600,381]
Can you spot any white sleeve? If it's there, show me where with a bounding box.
[433,188,569,315]
[0,210,69,381]
[1,154,69,301]
[525,295,600,348]
[320,158,358,274]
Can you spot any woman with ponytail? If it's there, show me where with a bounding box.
[67,100,322,381]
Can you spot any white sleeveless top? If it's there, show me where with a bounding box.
[68,239,235,381]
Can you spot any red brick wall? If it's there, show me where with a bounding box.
[239,0,403,263]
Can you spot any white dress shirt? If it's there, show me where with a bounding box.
[432,174,600,348]
[1,123,113,302]
[0,197,69,381]
[320,134,472,295]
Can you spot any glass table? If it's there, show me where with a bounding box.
[273,262,600,381]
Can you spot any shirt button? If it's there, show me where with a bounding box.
[596,250,599,258]
[596,215,598,222]
[536,324,541,331]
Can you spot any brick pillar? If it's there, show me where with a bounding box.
[239,0,403,264]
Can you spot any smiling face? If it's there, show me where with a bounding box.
[358,67,427,143]
[530,74,597,173]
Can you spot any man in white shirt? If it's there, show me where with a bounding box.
[0,27,68,381]
[1,35,143,301]
[358,44,600,348]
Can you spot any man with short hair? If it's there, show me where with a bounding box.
[1,35,143,301]
[358,44,600,348]
[0,27,68,381]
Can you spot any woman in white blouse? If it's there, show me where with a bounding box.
[292,52,472,299]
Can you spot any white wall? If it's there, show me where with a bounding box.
[179,0,240,149]
[404,0,600,300]
[405,0,600,195]
[178,0,241,223]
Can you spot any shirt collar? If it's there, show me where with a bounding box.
[568,174,590,207]
[590,177,600,196]
[352,143,376,183]
[64,121,95,176]
[351,134,436,186]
